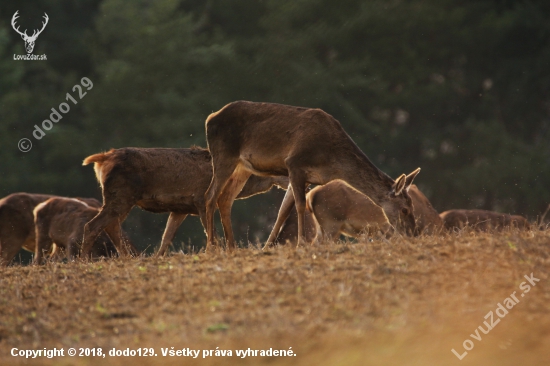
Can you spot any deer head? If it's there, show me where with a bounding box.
[386,167,421,236]
[11,11,49,54]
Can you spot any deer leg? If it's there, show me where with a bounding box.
[49,244,63,262]
[102,209,136,257]
[217,167,251,251]
[265,185,296,248]
[287,169,308,247]
[120,231,138,256]
[34,226,54,265]
[197,205,221,244]
[197,206,209,237]
[156,212,188,257]
[311,213,325,246]
[82,203,133,258]
[82,211,114,258]
[113,210,139,256]
[205,159,239,251]
[1,237,25,267]
[1,220,32,266]
[66,239,79,262]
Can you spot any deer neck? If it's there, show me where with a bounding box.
[339,150,395,208]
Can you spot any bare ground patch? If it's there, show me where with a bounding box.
[1,229,549,365]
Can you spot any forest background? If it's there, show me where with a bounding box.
[1,0,549,255]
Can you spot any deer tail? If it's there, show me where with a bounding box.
[82,150,113,166]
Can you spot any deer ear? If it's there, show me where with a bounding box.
[405,167,421,189]
[391,174,407,196]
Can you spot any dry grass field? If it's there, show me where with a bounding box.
[1,229,549,365]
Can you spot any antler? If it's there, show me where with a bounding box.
[11,10,28,38]
[29,13,49,39]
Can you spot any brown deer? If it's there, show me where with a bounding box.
[273,183,441,245]
[33,197,120,264]
[0,193,106,266]
[204,101,420,250]
[439,209,531,231]
[306,180,392,243]
[81,147,288,257]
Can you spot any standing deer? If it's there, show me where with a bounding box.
[204,101,420,250]
[81,147,288,257]
[439,209,530,231]
[33,197,121,264]
[11,11,49,54]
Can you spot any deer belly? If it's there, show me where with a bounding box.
[137,196,199,214]
[239,156,288,176]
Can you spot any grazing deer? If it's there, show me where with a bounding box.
[11,11,49,54]
[274,183,441,245]
[204,101,420,250]
[33,197,121,264]
[439,209,531,231]
[0,193,105,266]
[81,147,288,257]
[306,180,393,243]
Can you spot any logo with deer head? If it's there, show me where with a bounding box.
[11,10,49,54]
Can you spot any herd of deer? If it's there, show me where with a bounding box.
[1,101,540,266]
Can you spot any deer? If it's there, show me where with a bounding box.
[204,101,421,251]
[273,183,441,245]
[81,147,289,258]
[439,209,531,232]
[11,11,49,54]
[0,193,108,266]
[33,197,120,264]
[306,180,393,243]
